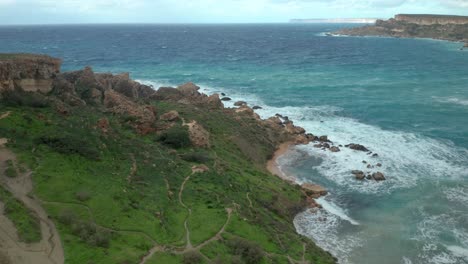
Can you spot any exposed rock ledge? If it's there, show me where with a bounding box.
[334,14,468,47]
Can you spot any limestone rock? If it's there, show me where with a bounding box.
[160,110,180,122]
[301,184,328,198]
[186,121,210,148]
[346,143,369,152]
[372,172,386,181]
[234,101,247,106]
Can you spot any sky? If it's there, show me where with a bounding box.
[0,0,467,24]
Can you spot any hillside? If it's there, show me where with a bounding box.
[0,54,337,264]
[335,14,468,47]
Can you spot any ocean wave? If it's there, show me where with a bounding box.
[316,197,359,225]
[444,186,468,205]
[414,210,468,264]
[433,96,468,106]
[294,208,363,264]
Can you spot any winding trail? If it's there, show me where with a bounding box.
[0,147,64,264]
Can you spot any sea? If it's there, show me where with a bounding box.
[1,23,467,264]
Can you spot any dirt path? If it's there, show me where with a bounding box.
[127,154,137,184]
[179,172,194,250]
[0,111,11,120]
[0,147,64,264]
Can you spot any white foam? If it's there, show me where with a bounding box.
[316,197,359,225]
[444,187,468,205]
[294,208,363,264]
[433,96,468,106]
[447,246,468,259]
[259,104,468,194]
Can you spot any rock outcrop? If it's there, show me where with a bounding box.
[301,184,328,199]
[152,83,224,109]
[0,54,61,95]
[335,14,468,46]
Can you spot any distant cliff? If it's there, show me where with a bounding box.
[335,14,468,47]
[395,14,468,25]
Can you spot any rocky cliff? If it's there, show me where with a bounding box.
[335,14,468,47]
[0,54,338,264]
[0,54,61,94]
[395,14,468,25]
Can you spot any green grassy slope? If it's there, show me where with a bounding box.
[0,97,336,263]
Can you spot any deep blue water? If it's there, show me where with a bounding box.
[1,24,468,264]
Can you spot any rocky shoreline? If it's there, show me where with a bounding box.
[334,14,468,48]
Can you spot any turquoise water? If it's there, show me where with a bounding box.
[1,24,468,263]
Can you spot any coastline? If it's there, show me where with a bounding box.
[266,141,297,184]
[333,33,468,48]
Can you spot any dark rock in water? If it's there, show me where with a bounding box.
[306,134,318,141]
[330,146,340,152]
[346,143,369,152]
[367,164,373,169]
[339,145,343,147]
[352,170,365,180]
[362,160,367,164]
[376,163,382,167]
[275,113,284,118]
[221,97,232,101]
[319,136,329,142]
[221,92,226,96]
[234,101,247,106]
[366,174,372,180]
[372,153,379,157]
[252,106,262,110]
[372,172,386,181]
[313,143,323,148]
[323,143,331,149]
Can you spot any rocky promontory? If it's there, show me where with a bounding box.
[335,14,468,47]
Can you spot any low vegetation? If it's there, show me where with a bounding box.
[0,90,336,263]
[0,186,41,243]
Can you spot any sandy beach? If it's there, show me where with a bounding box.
[266,141,298,184]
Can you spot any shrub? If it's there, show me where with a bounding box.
[227,238,264,264]
[58,209,77,225]
[5,160,17,178]
[157,125,191,149]
[75,190,91,202]
[35,134,100,160]
[1,89,49,108]
[180,152,211,163]
[183,251,203,264]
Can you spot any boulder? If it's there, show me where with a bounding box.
[295,134,309,145]
[284,123,306,135]
[206,94,224,109]
[177,82,200,95]
[267,116,283,125]
[160,110,180,122]
[252,106,262,110]
[152,87,183,101]
[301,184,328,198]
[319,136,329,142]
[372,172,386,181]
[235,106,255,116]
[186,121,210,148]
[221,97,232,101]
[346,143,369,152]
[192,164,209,173]
[234,101,247,106]
[330,146,341,152]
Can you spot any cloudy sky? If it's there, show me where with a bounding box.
[0,0,467,24]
